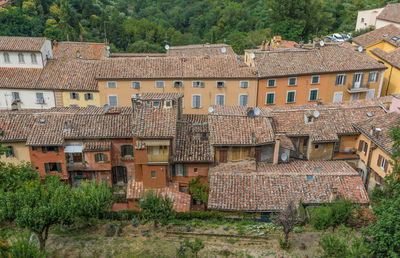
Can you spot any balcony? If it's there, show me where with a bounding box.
[347,83,370,94]
[147,153,169,164]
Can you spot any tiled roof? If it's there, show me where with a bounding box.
[135,140,146,150]
[352,24,400,47]
[138,92,184,101]
[208,110,275,145]
[208,160,369,212]
[96,56,256,79]
[126,180,191,212]
[36,59,99,91]
[254,45,386,78]
[174,114,213,163]
[0,113,37,142]
[370,47,400,70]
[377,3,400,24]
[53,41,107,60]
[83,140,111,151]
[0,36,46,52]
[167,44,236,57]
[0,68,42,89]
[353,112,399,154]
[110,53,166,58]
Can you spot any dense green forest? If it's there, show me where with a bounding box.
[0,0,398,54]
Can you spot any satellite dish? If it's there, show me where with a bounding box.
[319,41,325,47]
[208,106,214,113]
[313,110,320,118]
[250,52,255,59]
[280,152,288,162]
[358,46,363,52]
[165,44,170,50]
[254,107,261,116]
[106,46,110,50]
[247,109,255,118]
[221,47,227,53]
[103,104,110,111]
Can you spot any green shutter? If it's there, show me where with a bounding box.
[95,153,99,162]
[54,146,59,152]
[171,164,176,177]
[42,147,47,153]
[128,145,133,156]
[183,164,186,177]
[56,163,61,173]
[44,163,49,173]
[121,146,125,156]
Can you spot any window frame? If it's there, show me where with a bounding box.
[240,81,249,88]
[215,94,225,106]
[5,146,14,158]
[131,81,141,89]
[153,101,160,108]
[108,95,118,106]
[239,94,248,107]
[121,144,133,157]
[70,92,79,100]
[192,94,201,108]
[107,81,117,88]
[84,93,93,101]
[309,89,319,101]
[155,81,165,88]
[267,79,276,87]
[311,75,320,84]
[12,92,20,102]
[3,52,10,63]
[216,81,225,88]
[335,74,346,86]
[368,71,379,83]
[286,90,296,103]
[192,81,205,88]
[288,77,297,86]
[266,92,275,105]
[173,81,183,88]
[31,53,37,64]
[18,53,25,63]
[94,153,107,162]
[36,92,45,104]
[151,170,156,178]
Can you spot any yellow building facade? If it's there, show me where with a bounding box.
[61,91,100,107]
[0,142,31,165]
[369,48,400,95]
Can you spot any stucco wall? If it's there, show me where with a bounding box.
[62,91,100,107]
[0,89,55,109]
[355,8,383,31]
[29,146,68,180]
[142,164,167,188]
[172,163,209,186]
[307,142,334,160]
[0,51,45,68]
[0,142,30,165]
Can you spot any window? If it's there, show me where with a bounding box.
[174,81,183,88]
[107,82,116,88]
[153,101,160,108]
[131,81,140,89]
[164,100,172,108]
[267,79,276,87]
[176,164,184,176]
[194,168,198,173]
[266,92,275,105]
[156,81,165,88]
[335,74,346,85]
[12,92,20,102]
[42,146,59,153]
[368,71,379,83]
[288,77,297,86]
[45,163,62,173]
[239,94,248,106]
[94,153,107,162]
[36,92,44,104]
[151,171,156,178]
[5,146,14,157]
[377,155,389,172]
[70,92,79,100]
[366,89,375,100]
[3,52,10,63]
[215,95,225,105]
[108,95,118,106]
[18,53,25,63]
[309,89,318,101]
[192,81,205,88]
[216,81,225,88]
[286,91,296,103]
[84,93,93,101]
[358,140,368,154]
[240,81,249,88]
[361,18,365,22]
[311,75,320,84]
[314,144,322,150]
[351,93,360,101]
[31,53,37,64]
[192,95,201,108]
[121,145,133,157]
[333,92,343,103]
[306,175,314,181]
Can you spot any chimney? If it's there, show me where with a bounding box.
[273,136,281,165]
[261,40,266,51]
[266,40,271,51]
[53,40,58,47]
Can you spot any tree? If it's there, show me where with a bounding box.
[273,200,298,248]
[139,190,174,227]
[0,162,39,193]
[183,238,205,258]
[188,176,208,205]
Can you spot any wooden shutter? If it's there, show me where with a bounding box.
[56,163,61,173]
[335,75,340,85]
[54,146,59,152]
[183,164,186,177]
[128,145,133,156]
[95,153,99,162]
[44,163,49,173]
[368,72,372,82]
[121,146,125,156]
[171,164,176,177]
[352,74,357,87]
[358,141,363,152]
[42,147,47,153]
[384,159,388,172]
[377,155,382,167]
[84,94,88,100]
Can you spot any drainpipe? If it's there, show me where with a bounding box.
[365,142,377,188]
[377,70,385,97]
[385,66,393,96]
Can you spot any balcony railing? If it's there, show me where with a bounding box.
[147,154,169,163]
[347,83,370,93]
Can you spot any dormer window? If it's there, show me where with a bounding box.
[3,52,10,63]
[31,53,37,64]
[18,53,25,63]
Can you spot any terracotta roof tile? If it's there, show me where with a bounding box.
[377,3,400,24]
[0,113,36,142]
[352,24,400,47]
[254,45,386,78]
[167,44,235,57]
[139,92,184,100]
[53,41,107,60]
[0,68,42,89]
[110,53,166,58]
[370,47,400,69]
[0,36,46,52]
[208,160,369,212]
[83,140,111,151]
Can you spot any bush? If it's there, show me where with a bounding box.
[279,237,291,250]
[139,190,175,227]
[309,198,354,230]
[100,209,141,220]
[10,237,46,258]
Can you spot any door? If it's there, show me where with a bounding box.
[219,149,228,163]
[333,92,343,103]
[353,73,363,88]
[112,166,127,185]
[366,89,375,100]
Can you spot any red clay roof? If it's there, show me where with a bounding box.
[0,68,42,89]
[377,3,400,24]
[53,41,107,60]
[0,36,46,52]
[167,44,235,57]
[352,24,400,47]
[208,160,369,212]
[110,53,166,58]
[370,47,400,70]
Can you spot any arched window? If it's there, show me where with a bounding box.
[18,53,24,63]
[94,153,106,162]
[31,53,37,64]
[3,52,10,63]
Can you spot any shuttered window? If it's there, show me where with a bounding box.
[377,155,388,172]
[335,74,346,85]
[121,145,133,157]
[95,153,106,162]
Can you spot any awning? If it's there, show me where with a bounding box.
[64,145,83,153]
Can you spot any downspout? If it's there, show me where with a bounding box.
[377,70,385,97]
[385,66,393,96]
[365,142,377,188]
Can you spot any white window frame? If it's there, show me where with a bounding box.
[174,81,183,88]
[70,92,79,100]
[240,81,249,88]
[368,71,379,83]
[153,101,160,108]
[336,74,346,86]
[176,164,184,176]
[215,94,225,106]
[18,53,25,63]
[351,93,360,101]
[131,81,140,89]
[192,94,202,108]
[12,92,20,102]
[266,92,275,105]
[216,81,225,88]
[31,53,37,64]
[238,94,248,107]
[380,157,387,171]
[36,92,45,104]
[311,75,320,84]
[267,79,276,87]
[3,52,10,63]
[107,81,117,88]
[333,91,343,103]
[288,77,297,86]
[155,81,165,88]
[108,95,118,106]
[309,89,319,101]
[192,81,205,88]
[366,89,375,100]
[286,90,296,103]
[164,100,173,108]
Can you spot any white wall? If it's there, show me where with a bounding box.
[376,19,400,29]
[0,51,44,68]
[0,89,56,109]
[355,8,383,31]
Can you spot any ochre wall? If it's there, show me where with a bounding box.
[141,164,167,188]
[307,142,334,160]
[0,142,30,165]
[370,146,392,179]
[338,135,359,152]
[62,91,100,107]
[110,139,135,181]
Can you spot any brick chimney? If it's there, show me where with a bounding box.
[273,136,281,165]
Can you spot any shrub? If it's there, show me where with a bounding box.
[10,236,46,258]
[188,176,208,205]
[139,190,175,227]
[279,237,291,250]
[183,238,205,258]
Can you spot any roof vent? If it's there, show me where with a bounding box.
[383,34,389,37]
[306,175,314,181]
[366,112,373,117]
[39,118,46,124]
[247,108,255,118]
